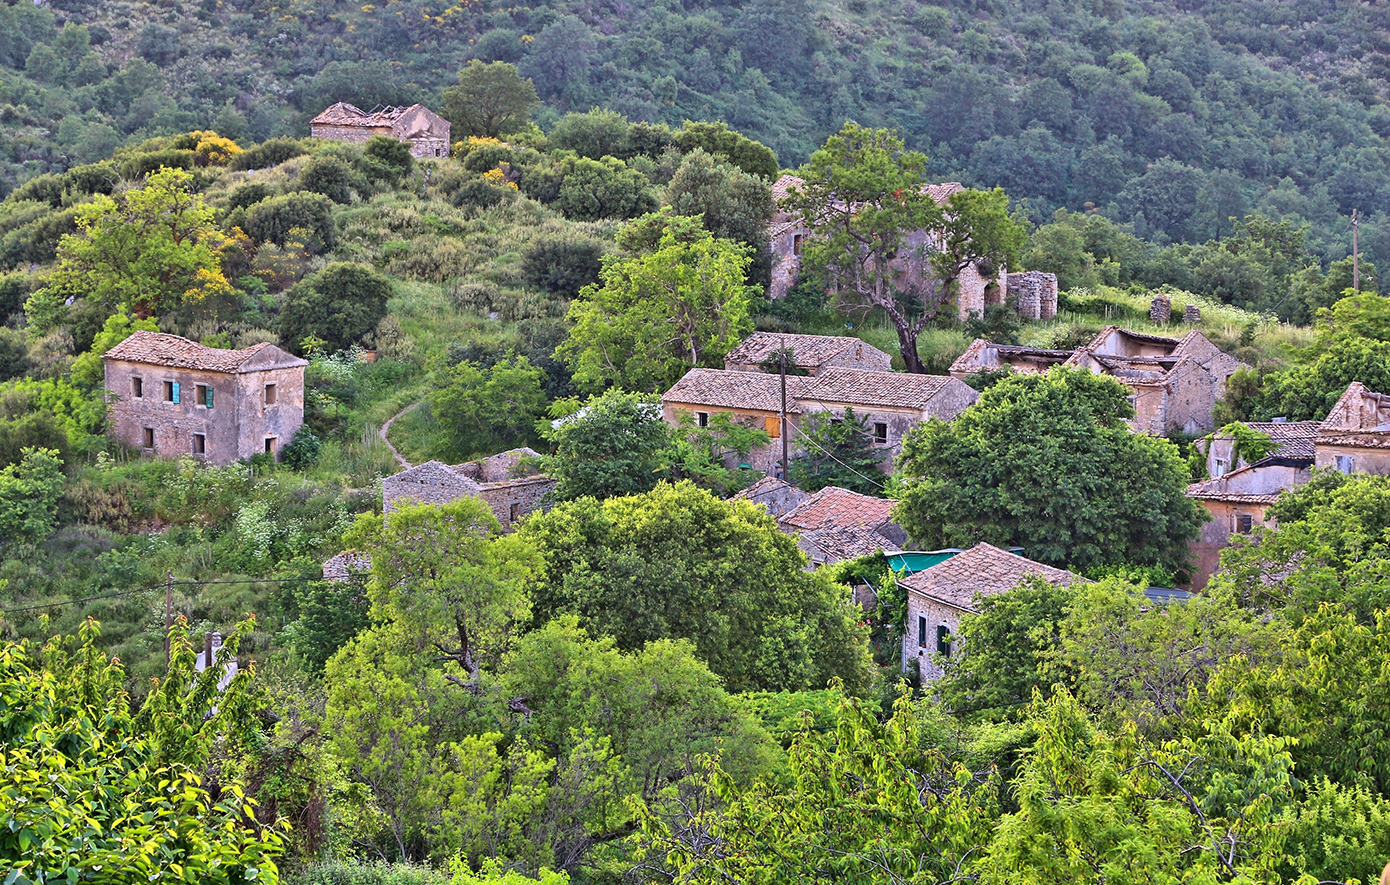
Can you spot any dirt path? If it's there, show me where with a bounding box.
[379,400,421,470]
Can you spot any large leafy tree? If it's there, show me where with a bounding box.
[541,390,672,502]
[666,149,775,288]
[519,481,872,693]
[894,368,1206,573]
[442,61,539,139]
[429,354,548,460]
[278,261,392,355]
[558,223,755,393]
[0,619,285,881]
[35,165,231,320]
[784,124,1025,373]
[787,406,886,495]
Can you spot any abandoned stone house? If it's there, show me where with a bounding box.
[952,326,1246,436]
[777,485,908,568]
[381,447,554,530]
[723,331,892,374]
[900,543,1083,682]
[310,102,451,158]
[1184,382,1390,588]
[768,175,1058,321]
[661,358,977,474]
[103,331,306,465]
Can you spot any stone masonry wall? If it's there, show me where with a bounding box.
[1006,271,1059,320]
[476,478,555,530]
[902,592,966,683]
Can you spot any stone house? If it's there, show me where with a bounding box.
[768,175,1057,321]
[1313,382,1390,475]
[723,332,892,375]
[1065,327,1246,436]
[1184,458,1311,590]
[777,485,908,568]
[952,326,1246,436]
[900,543,1083,682]
[1199,419,1321,478]
[103,331,306,465]
[310,102,451,159]
[661,365,977,474]
[732,475,811,519]
[381,447,553,530]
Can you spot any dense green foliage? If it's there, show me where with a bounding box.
[895,368,1207,573]
[787,406,887,495]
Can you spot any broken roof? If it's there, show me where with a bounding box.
[724,332,889,370]
[103,331,306,374]
[311,102,424,127]
[799,524,903,564]
[899,542,1082,611]
[1238,421,1322,460]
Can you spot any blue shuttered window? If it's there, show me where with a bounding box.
[171,381,180,403]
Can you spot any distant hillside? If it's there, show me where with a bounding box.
[3,0,1390,268]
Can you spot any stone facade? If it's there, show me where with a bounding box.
[1312,382,1390,475]
[1005,271,1059,321]
[1185,460,1311,589]
[733,476,811,519]
[103,331,306,465]
[382,449,553,530]
[949,340,1073,381]
[310,102,451,159]
[661,363,978,475]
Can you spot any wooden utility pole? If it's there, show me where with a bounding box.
[779,350,789,479]
[1353,208,1361,292]
[164,571,173,672]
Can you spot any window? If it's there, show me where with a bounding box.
[196,385,213,409]
[264,383,277,405]
[1336,454,1354,474]
[142,427,155,448]
[765,415,781,438]
[696,411,709,427]
[264,437,277,454]
[131,377,143,398]
[193,433,206,455]
[164,380,180,403]
[936,625,952,656]
[917,615,928,649]
[792,233,804,256]
[873,422,888,444]
[1213,457,1229,477]
[509,502,521,524]
[1235,513,1254,534]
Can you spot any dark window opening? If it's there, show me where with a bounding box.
[193,433,206,455]
[265,384,277,405]
[509,503,521,524]
[164,380,179,403]
[792,233,804,256]
[143,427,155,448]
[131,377,143,398]
[265,437,276,454]
[936,625,952,656]
[1235,513,1253,534]
[696,411,709,427]
[873,422,888,444]
[196,385,213,409]
[917,615,928,649]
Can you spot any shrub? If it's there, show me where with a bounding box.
[226,182,273,211]
[520,229,607,299]
[228,137,307,171]
[243,191,336,247]
[281,426,322,470]
[299,155,357,203]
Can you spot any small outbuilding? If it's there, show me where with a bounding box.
[310,102,451,158]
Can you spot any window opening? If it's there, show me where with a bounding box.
[936,625,952,656]
[873,422,888,444]
[509,503,521,524]
[164,380,179,403]
[1336,454,1354,474]
[131,377,143,398]
[917,615,928,649]
[265,384,277,405]
[143,427,155,448]
[193,433,206,455]
[265,437,276,454]
[696,411,709,427]
[196,385,213,409]
[1235,513,1253,534]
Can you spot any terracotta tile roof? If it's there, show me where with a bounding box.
[724,332,888,370]
[779,486,896,533]
[899,542,1083,611]
[103,331,306,373]
[663,368,811,413]
[807,367,961,410]
[1244,421,1321,460]
[800,525,903,564]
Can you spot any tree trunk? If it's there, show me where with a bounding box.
[893,320,926,374]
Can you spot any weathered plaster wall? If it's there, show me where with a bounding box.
[902,592,965,683]
[1313,444,1390,475]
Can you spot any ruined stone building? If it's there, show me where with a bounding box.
[1313,381,1390,475]
[776,485,908,568]
[310,102,451,158]
[768,175,1057,321]
[381,447,554,530]
[952,326,1246,436]
[661,360,977,474]
[103,331,306,465]
[900,543,1083,683]
[723,331,892,374]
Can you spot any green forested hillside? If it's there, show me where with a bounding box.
[4,0,1390,269]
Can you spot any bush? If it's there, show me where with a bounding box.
[298,155,357,203]
[448,176,518,212]
[243,191,336,247]
[279,262,393,354]
[228,137,307,171]
[363,135,413,180]
[281,426,322,470]
[225,182,273,211]
[520,230,607,299]
[449,280,502,314]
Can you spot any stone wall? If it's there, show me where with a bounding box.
[902,591,966,683]
[1161,360,1221,436]
[662,403,798,474]
[1006,271,1059,320]
[476,477,555,529]
[104,359,304,465]
[1188,499,1272,590]
[310,123,390,144]
[1313,443,1390,475]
